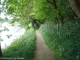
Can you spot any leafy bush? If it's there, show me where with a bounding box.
[39,20,80,60]
[2,28,36,60]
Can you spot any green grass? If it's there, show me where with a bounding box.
[2,28,36,60]
[39,20,80,60]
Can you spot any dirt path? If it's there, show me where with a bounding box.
[32,30,55,60]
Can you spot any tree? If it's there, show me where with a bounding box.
[3,0,78,26]
[68,0,80,18]
[33,0,76,25]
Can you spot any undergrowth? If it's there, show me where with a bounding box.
[39,20,80,60]
[2,28,36,60]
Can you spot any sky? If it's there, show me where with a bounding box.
[0,0,4,4]
[0,14,25,49]
[0,22,25,49]
[0,13,5,19]
[0,1,25,49]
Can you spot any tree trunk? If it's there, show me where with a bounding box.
[0,42,2,57]
[67,23,70,39]
[52,0,57,9]
[46,0,64,25]
[57,19,59,31]
[68,0,80,18]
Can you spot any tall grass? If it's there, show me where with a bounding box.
[2,28,36,60]
[39,20,80,60]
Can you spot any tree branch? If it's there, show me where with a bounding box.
[46,0,53,5]
[46,0,57,9]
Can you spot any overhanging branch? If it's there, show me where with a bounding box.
[46,0,53,5]
[46,0,57,9]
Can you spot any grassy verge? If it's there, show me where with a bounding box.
[39,20,80,60]
[2,28,36,60]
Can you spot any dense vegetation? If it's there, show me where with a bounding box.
[39,20,80,60]
[0,0,80,60]
[2,28,36,60]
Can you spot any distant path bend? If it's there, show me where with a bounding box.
[32,30,55,60]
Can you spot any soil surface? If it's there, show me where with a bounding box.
[32,30,55,60]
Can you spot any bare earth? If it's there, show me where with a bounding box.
[32,30,55,60]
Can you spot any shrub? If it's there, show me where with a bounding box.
[39,20,80,60]
[2,28,36,60]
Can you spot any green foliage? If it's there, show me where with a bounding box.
[31,0,77,26]
[2,28,36,60]
[33,0,57,21]
[39,20,80,60]
[3,0,77,26]
[4,0,33,28]
[5,0,31,14]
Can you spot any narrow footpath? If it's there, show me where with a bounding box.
[32,30,55,60]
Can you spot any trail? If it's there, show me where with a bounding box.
[32,30,55,60]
